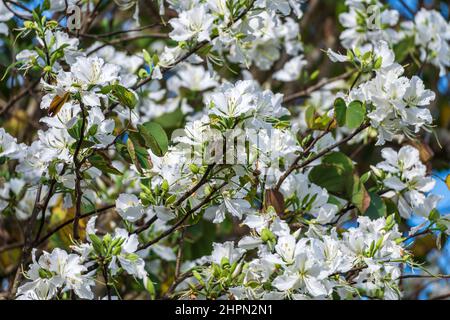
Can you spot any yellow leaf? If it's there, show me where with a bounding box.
[446,174,450,191]
[48,92,70,117]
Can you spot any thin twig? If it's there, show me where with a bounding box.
[175,228,186,278]
[276,122,370,190]
[73,105,87,241]
[275,120,334,190]
[35,204,115,247]
[138,182,227,250]
[8,181,44,298]
[283,70,353,104]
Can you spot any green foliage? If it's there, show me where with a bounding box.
[305,105,335,130]
[137,122,169,157]
[88,153,122,175]
[102,84,138,109]
[334,98,366,129]
[309,152,370,213]
[126,131,154,173]
[365,192,387,219]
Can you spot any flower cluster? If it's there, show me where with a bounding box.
[0,0,447,301]
[373,145,440,220]
[180,214,405,300]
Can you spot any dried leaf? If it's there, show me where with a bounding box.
[264,189,285,215]
[48,92,70,117]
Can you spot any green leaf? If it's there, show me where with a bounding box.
[334,99,366,129]
[153,108,185,132]
[429,208,440,222]
[304,105,334,130]
[109,84,137,109]
[309,152,369,212]
[144,277,156,300]
[322,152,354,173]
[364,192,386,219]
[334,98,347,127]
[100,85,114,94]
[137,122,169,157]
[89,234,104,255]
[142,49,152,65]
[365,192,387,219]
[346,174,369,213]
[310,70,320,81]
[127,132,153,172]
[393,36,415,63]
[309,152,354,195]
[346,101,366,129]
[42,0,50,10]
[88,153,122,175]
[309,163,347,194]
[68,118,83,140]
[115,140,131,162]
[373,56,383,69]
[73,140,95,149]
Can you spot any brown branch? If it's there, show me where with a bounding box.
[400,274,450,280]
[175,228,186,278]
[132,164,215,235]
[72,105,87,241]
[138,181,227,250]
[430,292,450,300]
[86,34,168,56]
[34,165,68,243]
[163,271,193,299]
[0,242,23,254]
[275,122,370,190]
[0,204,115,254]
[8,181,44,298]
[275,119,334,190]
[283,70,353,104]
[398,0,416,17]
[101,263,112,300]
[35,204,115,247]
[77,23,163,38]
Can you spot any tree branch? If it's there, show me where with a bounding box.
[138,181,227,250]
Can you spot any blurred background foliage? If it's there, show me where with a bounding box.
[0,0,449,299]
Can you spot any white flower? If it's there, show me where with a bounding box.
[339,2,399,49]
[376,146,437,218]
[169,5,215,42]
[113,229,147,279]
[86,106,115,147]
[207,81,255,118]
[210,241,245,265]
[354,63,434,144]
[327,49,348,63]
[0,2,13,35]
[204,185,251,223]
[0,1,14,21]
[403,76,436,108]
[273,56,307,82]
[168,63,218,92]
[17,248,94,300]
[328,40,395,71]
[150,205,176,222]
[71,56,120,88]
[0,128,27,159]
[116,193,144,222]
[403,8,450,76]
[38,128,75,163]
